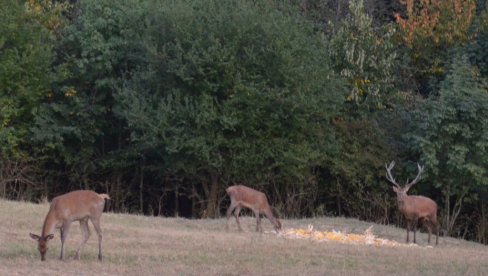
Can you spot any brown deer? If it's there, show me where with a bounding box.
[385,161,439,245]
[29,190,110,261]
[226,185,282,232]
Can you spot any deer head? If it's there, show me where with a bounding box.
[29,233,54,261]
[385,161,424,197]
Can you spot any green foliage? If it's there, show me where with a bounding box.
[322,0,400,220]
[32,0,139,158]
[410,55,488,189]
[327,117,394,220]
[29,0,138,187]
[467,2,488,78]
[0,0,58,158]
[407,55,488,234]
[112,0,346,215]
[328,0,399,112]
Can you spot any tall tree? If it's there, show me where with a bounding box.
[394,0,476,94]
[30,0,136,195]
[407,55,488,235]
[0,0,65,199]
[328,0,400,113]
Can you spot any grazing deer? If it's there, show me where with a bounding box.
[29,190,110,261]
[385,161,439,245]
[226,185,282,232]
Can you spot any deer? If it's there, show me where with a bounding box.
[385,161,439,245]
[29,190,110,261]
[226,185,282,233]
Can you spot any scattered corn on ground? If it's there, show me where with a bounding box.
[275,225,428,248]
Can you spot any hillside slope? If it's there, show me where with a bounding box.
[0,199,487,275]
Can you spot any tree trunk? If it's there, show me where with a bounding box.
[202,173,220,218]
[139,160,144,213]
[115,175,122,211]
[444,185,468,236]
[478,200,487,244]
[335,0,342,32]
[174,183,179,217]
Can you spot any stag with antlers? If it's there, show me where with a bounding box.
[385,161,439,245]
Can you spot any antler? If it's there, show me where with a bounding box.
[385,161,400,188]
[404,163,424,189]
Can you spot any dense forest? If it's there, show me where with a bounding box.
[1,0,487,243]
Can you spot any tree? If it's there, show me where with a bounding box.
[30,0,136,196]
[394,0,476,94]
[326,117,394,221]
[329,0,399,112]
[466,0,488,79]
[407,55,488,235]
[0,0,65,199]
[0,0,60,158]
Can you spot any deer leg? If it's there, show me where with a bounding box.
[412,217,418,244]
[254,211,262,232]
[424,219,432,244]
[90,217,103,261]
[59,228,64,259]
[234,206,243,231]
[74,218,91,259]
[405,219,410,243]
[435,222,439,245]
[226,202,237,230]
[59,222,71,260]
[428,218,440,245]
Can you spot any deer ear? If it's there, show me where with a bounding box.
[46,234,55,240]
[30,233,41,241]
[392,186,399,193]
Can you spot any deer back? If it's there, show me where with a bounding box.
[227,185,270,212]
[50,190,107,221]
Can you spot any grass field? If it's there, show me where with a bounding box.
[1,199,487,275]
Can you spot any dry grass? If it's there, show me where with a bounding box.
[1,199,487,276]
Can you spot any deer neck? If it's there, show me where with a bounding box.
[396,193,410,210]
[41,210,60,237]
